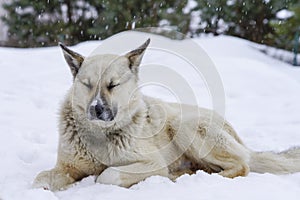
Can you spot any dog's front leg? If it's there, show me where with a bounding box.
[32,166,79,191]
[96,162,169,187]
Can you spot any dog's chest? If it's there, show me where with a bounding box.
[77,129,138,166]
[105,130,131,148]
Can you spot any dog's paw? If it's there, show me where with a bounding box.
[32,169,75,191]
[32,181,50,190]
[32,170,53,190]
[96,168,122,186]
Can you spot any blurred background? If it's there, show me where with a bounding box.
[0,0,299,64]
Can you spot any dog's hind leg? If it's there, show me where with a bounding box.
[204,132,251,178]
[187,128,251,178]
[214,151,250,178]
[96,162,169,187]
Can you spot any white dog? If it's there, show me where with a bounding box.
[33,39,300,191]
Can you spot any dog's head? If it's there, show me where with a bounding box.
[59,39,150,127]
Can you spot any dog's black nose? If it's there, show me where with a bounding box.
[95,103,104,119]
[90,101,114,121]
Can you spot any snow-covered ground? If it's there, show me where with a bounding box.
[1,34,300,200]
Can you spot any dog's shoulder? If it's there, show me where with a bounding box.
[58,91,77,136]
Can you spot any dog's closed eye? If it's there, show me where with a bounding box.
[107,81,120,91]
[80,78,93,90]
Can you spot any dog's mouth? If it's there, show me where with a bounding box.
[88,99,117,122]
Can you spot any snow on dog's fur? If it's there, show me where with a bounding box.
[33,39,300,191]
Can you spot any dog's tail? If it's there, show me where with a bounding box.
[249,147,300,174]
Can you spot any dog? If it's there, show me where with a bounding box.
[33,39,300,191]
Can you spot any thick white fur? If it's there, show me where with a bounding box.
[33,42,300,191]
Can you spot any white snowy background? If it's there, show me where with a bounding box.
[1,34,300,200]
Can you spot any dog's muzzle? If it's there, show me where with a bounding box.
[88,99,116,121]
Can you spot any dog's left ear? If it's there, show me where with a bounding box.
[125,38,150,73]
[59,43,85,79]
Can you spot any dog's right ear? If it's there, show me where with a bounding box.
[59,43,84,78]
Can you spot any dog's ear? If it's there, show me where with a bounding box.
[125,38,150,73]
[59,43,84,78]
